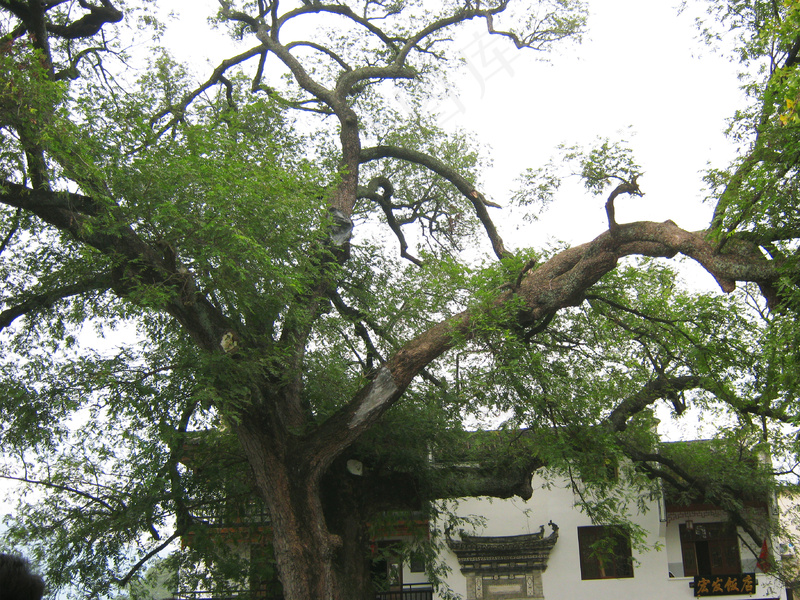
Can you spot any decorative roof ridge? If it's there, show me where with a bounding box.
[446,521,559,550]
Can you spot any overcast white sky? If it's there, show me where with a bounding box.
[438,0,745,246]
[153,7,744,289]
[158,0,745,273]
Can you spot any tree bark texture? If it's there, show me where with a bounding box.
[235,414,378,600]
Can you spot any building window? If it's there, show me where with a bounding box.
[371,541,403,592]
[679,522,741,576]
[577,526,634,580]
[409,553,425,573]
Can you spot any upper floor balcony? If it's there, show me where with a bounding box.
[172,582,434,600]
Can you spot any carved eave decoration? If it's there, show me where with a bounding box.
[446,522,559,575]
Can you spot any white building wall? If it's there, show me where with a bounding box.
[778,489,800,582]
[433,470,788,600]
[403,563,432,587]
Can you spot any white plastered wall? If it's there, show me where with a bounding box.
[432,470,788,600]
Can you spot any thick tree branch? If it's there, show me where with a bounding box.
[605,374,702,432]
[247,21,336,107]
[394,5,505,65]
[426,460,543,501]
[783,34,800,68]
[335,63,416,99]
[605,175,642,232]
[1,0,52,68]
[286,40,353,72]
[274,4,401,56]
[303,219,791,481]
[45,0,122,40]
[0,180,103,216]
[0,182,236,351]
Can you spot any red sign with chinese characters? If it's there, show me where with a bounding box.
[693,573,756,596]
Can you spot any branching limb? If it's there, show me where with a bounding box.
[584,294,695,358]
[328,289,394,351]
[360,145,511,260]
[1,182,237,353]
[0,473,120,512]
[359,175,422,265]
[522,311,555,341]
[585,294,682,328]
[605,374,702,432]
[164,400,201,533]
[616,411,774,553]
[272,280,336,428]
[216,1,260,32]
[45,0,122,40]
[704,381,797,426]
[0,180,103,216]
[304,217,793,480]
[623,446,766,549]
[0,207,22,255]
[785,34,800,67]
[116,531,180,587]
[427,459,544,501]
[335,325,375,373]
[149,45,265,132]
[274,4,401,56]
[605,175,642,232]
[239,4,500,102]
[329,288,445,389]
[54,45,108,81]
[335,317,384,373]
[482,9,579,50]
[286,40,353,72]
[107,403,202,587]
[0,273,114,331]
[394,4,505,65]
[225,12,337,109]
[514,257,537,290]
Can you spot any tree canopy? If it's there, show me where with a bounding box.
[0,1,799,599]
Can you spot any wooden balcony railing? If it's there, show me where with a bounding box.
[173,593,282,600]
[173,583,434,600]
[375,583,434,600]
[188,503,271,528]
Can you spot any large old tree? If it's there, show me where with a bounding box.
[1,0,800,599]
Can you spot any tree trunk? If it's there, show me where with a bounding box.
[323,463,375,600]
[235,418,376,600]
